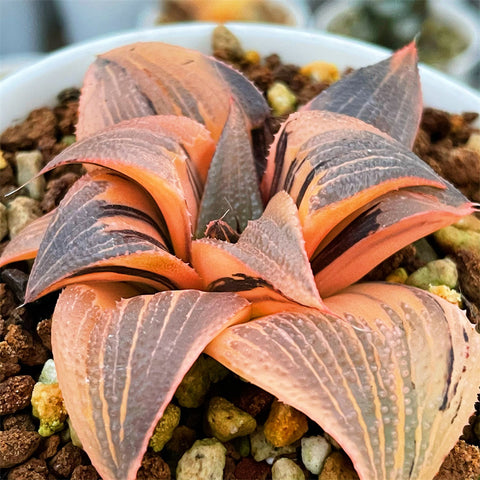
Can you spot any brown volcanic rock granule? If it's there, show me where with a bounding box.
[0,375,35,415]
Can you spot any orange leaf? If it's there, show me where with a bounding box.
[262,110,462,258]
[0,210,54,269]
[37,116,215,261]
[26,171,201,302]
[193,192,326,316]
[313,186,474,296]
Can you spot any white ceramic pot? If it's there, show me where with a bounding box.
[1,22,479,132]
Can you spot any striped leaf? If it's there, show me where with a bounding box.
[52,283,251,480]
[262,110,471,259]
[304,42,422,148]
[77,42,269,141]
[38,116,215,261]
[195,99,264,237]
[12,38,478,480]
[26,172,201,302]
[0,210,54,268]
[312,186,474,296]
[206,282,480,480]
[193,192,326,317]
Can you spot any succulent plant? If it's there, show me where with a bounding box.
[1,40,479,480]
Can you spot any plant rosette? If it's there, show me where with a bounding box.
[1,23,480,480]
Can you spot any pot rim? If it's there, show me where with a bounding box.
[1,22,479,132]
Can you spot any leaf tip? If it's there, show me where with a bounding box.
[391,41,418,70]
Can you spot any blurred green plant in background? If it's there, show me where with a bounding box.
[327,0,468,69]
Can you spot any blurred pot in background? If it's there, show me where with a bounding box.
[139,0,309,27]
[314,0,479,86]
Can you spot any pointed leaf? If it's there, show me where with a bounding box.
[206,282,480,480]
[38,116,215,261]
[212,59,271,129]
[262,110,453,258]
[313,186,474,296]
[26,172,201,302]
[77,42,269,141]
[52,283,251,480]
[0,210,54,268]
[196,99,264,237]
[193,191,325,316]
[304,42,422,148]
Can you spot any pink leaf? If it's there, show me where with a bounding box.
[77,42,269,141]
[52,283,251,480]
[304,42,422,148]
[206,282,480,480]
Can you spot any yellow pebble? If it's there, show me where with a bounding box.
[264,400,308,447]
[449,114,465,134]
[452,214,480,233]
[318,451,360,480]
[31,382,68,437]
[149,403,181,452]
[428,285,463,307]
[386,268,408,284]
[193,0,259,22]
[0,151,7,170]
[244,50,260,65]
[267,82,297,117]
[300,61,340,84]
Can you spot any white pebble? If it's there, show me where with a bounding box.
[272,457,305,480]
[15,150,45,200]
[250,427,296,462]
[7,195,42,238]
[38,359,58,384]
[176,438,226,480]
[301,435,332,474]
